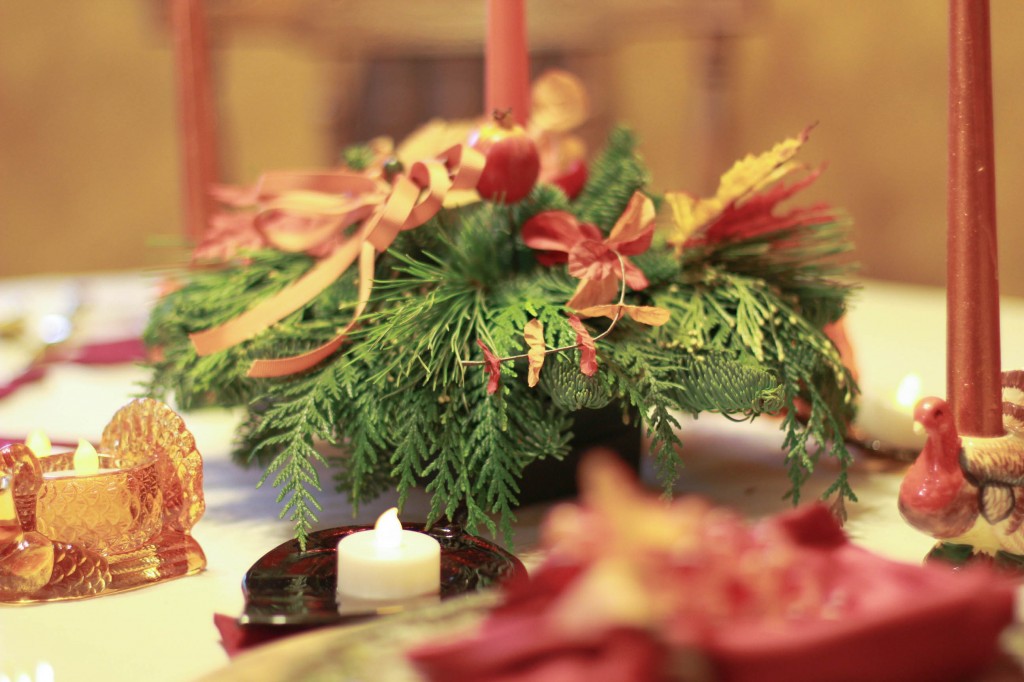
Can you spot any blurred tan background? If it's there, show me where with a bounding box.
[2,1,1023,296]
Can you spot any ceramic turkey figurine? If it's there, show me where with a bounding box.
[899,370,1024,564]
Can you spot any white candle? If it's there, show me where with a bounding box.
[857,373,927,451]
[336,508,441,600]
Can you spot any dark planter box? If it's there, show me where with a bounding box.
[516,403,643,506]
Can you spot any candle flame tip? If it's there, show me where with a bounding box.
[896,373,924,409]
[25,429,52,457]
[73,439,100,476]
[374,507,403,549]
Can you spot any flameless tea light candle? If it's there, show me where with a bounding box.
[25,431,116,476]
[336,507,441,600]
[26,430,164,555]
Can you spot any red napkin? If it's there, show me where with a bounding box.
[66,337,148,365]
[0,365,46,400]
[408,505,1015,682]
[213,613,321,658]
[0,337,148,399]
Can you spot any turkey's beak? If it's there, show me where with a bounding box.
[913,420,924,435]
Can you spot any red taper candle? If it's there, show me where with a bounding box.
[485,0,530,124]
[947,0,1003,437]
[171,0,219,243]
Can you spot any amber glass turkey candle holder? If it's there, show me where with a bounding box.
[36,452,163,555]
[0,398,206,603]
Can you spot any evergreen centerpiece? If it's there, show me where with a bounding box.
[145,107,856,546]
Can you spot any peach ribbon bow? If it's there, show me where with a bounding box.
[189,144,485,378]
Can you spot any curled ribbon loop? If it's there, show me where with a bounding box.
[188,145,485,378]
[256,193,381,254]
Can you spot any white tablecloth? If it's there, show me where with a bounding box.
[0,273,1022,681]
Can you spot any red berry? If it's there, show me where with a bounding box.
[551,158,588,200]
[470,111,540,203]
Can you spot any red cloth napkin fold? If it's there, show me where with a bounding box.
[213,613,322,658]
[0,365,46,400]
[67,337,148,365]
[0,337,148,400]
[407,505,1016,682]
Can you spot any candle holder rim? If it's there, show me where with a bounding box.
[39,452,160,478]
[237,522,525,627]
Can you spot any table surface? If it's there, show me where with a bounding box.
[1,272,1023,682]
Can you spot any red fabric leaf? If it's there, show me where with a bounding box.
[691,167,832,247]
[566,276,621,312]
[525,196,654,311]
[535,250,569,267]
[567,315,598,376]
[605,192,656,255]
[576,222,604,241]
[575,304,670,327]
[477,339,502,395]
[550,159,589,200]
[567,241,618,281]
[523,211,605,267]
[521,211,587,255]
[621,259,649,292]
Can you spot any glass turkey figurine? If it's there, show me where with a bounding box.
[0,398,206,602]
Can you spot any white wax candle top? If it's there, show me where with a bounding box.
[336,507,441,601]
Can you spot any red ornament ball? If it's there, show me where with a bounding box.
[470,111,540,204]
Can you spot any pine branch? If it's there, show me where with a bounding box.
[641,244,855,505]
[144,248,355,408]
[574,127,651,230]
[676,353,784,416]
[247,366,342,546]
[421,391,474,525]
[599,339,686,491]
[389,395,440,511]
